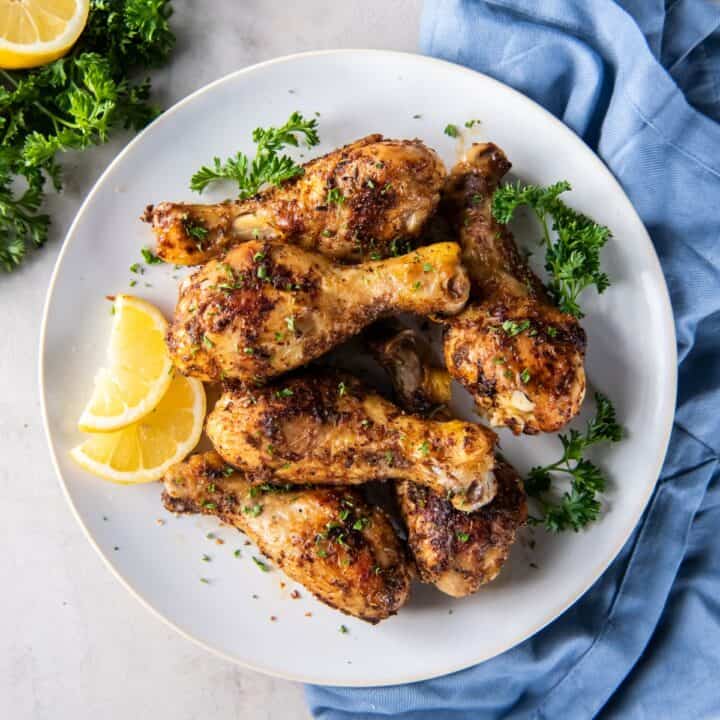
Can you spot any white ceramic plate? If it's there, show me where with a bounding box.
[40,50,676,686]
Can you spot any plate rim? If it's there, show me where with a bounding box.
[39,48,678,687]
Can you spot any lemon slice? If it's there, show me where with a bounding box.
[78,295,174,432]
[71,372,206,484]
[0,0,89,70]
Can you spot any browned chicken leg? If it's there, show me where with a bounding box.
[442,143,586,434]
[144,135,446,265]
[167,240,469,383]
[396,460,526,597]
[162,452,411,622]
[205,372,498,512]
[371,325,527,597]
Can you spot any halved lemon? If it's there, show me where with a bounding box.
[71,371,206,484]
[78,295,174,432]
[0,0,89,70]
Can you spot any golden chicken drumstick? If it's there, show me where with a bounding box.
[167,240,469,383]
[442,143,586,434]
[205,372,498,512]
[144,135,446,265]
[162,452,411,623]
[370,324,527,597]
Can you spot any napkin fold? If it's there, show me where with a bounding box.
[307,2,720,716]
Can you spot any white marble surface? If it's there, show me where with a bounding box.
[0,2,422,718]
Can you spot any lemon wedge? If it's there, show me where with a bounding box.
[78,295,174,432]
[0,0,89,70]
[71,371,206,484]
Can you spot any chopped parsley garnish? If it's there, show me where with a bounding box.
[202,334,214,348]
[141,248,163,265]
[501,319,531,337]
[252,556,270,572]
[202,501,217,510]
[222,466,235,477]
[337,381,347,397]
[352,518,369,531]
[525,394,623,532]
[520,368,531,384]
[389,237,411,256]
[326,187,345,205]
[444,124,459,138]
[253,251,265,262]
[492,181,612,318]
[547,326,558,338]
[243,347,255,355]
[423,263,433,273]
[339,625,349,634]
[234,549,241,558]
[276,388,294,398]
[464,119,481,128]
[201,554,211,562]
[243,504,263,517]
[418,440,430,456]
[256,264,268,280]
[339,509,351,521]
[129,262,143,274]
[456,532,470,543]
[184,221,209,242]
[190,111,320,196]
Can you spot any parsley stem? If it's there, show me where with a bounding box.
[0,69,81,133]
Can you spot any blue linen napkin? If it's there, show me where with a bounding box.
[307,2,720,717]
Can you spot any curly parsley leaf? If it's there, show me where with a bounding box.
[525,393,623,532]
[491,180,611,318]
[190,111,320,197]
[0,0,175,272]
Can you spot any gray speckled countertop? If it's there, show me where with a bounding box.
[0,2,421,717]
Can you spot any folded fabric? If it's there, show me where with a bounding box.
[306,1,720,717]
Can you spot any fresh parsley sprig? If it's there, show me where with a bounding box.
[0,0,175,272]
[190,111,320,197]
[525,393,623,532]
[491,180,611,318]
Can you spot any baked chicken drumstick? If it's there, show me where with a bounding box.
[167,240,469,383]
[442,143,586,434]
[205,372,498,512]
[370,325,527,597]
[144,135,446,265]
[162,451,411,622]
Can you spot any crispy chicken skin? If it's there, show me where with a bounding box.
[167,240,469,383]
[372,325,527,597]
[143,135,446,265]
[205,372,498,512]
[162,452,411,622]
[396,460,526,597]
[442,143,586,434]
